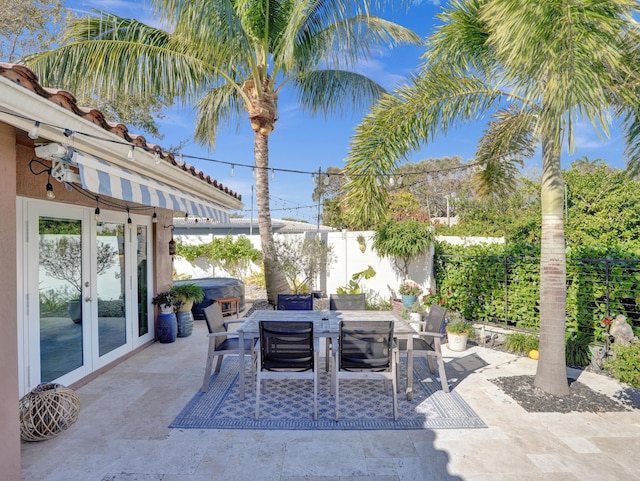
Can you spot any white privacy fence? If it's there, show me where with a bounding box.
[173,231,502,302]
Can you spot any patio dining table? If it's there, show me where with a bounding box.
[237,310,417,401]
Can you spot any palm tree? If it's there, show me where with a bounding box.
[25,0,421,304]
[343,0,640,395]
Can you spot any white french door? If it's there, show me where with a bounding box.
[20,198,153,394]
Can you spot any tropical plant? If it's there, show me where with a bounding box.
[171,283,205,303]
[25,1,421,305]
[336,265,376,294]
[343,0,640,395]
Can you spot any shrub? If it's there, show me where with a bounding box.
[504,332,539,355]
[565,332,592,366]
[365,295,392,311]
[604,342,640,388]
[243,267,266,289]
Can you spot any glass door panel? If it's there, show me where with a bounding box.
[137,225,149,337]
[96,222,127,357]
[38,217,84,382]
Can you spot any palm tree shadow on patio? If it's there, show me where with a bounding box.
[403,429,465,481]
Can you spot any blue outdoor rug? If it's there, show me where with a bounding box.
[170,356,486,430]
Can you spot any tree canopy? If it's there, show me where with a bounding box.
[342,0,640,396]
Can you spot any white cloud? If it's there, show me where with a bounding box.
[411,0,442,5]
[572,119,615,150]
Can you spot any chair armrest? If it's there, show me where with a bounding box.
[224,319,245,326]
[207,331,238,338]
[419,330,445,338]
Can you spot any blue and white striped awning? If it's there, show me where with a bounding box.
[75,151,229,223]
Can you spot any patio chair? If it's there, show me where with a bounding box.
[326,293,366,370]
[255,321,318,420]
[334,320,398,421]
[201,300,256,393]
[277,293,313,310]
[397,303,450,393]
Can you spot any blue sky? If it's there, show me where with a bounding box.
[67,0,626,222]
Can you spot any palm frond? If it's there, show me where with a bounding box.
[343,69,507,224]
[426,0,493,76]
[194,84,244,149]
[293,70,385,117]
[473,105,537,197]
[286,15,421,74]
[23,13,213,104]
[482,0,637,147]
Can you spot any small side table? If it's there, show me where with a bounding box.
[214,296,240,318]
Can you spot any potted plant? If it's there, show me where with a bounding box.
[171,283,205,312]
[409,301,424,331]
[446,315,473,352]
[170,283,204,338]
[398,280,422,308]
[151,291,183,343]
[152,291,183,312]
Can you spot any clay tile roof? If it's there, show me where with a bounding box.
[0,62,241,201]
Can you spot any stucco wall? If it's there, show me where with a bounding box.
[174,230,436,302]
[1,123,21,480]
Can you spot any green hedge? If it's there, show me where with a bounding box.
[434,241,640,344]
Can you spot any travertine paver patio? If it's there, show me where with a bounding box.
[21,317,640,481]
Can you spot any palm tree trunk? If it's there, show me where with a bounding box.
[254,131,290,304]
[534,132,570,396]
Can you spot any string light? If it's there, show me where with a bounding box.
[28,121,40,140]
[323,174,330,186]
[271,168,275,181]
[154,149,160,164]
[127,207,132,228]
[230,164,235,177]
[127,145,135,161]
[94,197,100,220]
[152,208,157,224]
[46,176,55,200]
[9,111,499,187]
[177,153,185,167]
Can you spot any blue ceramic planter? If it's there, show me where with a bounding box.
[176,311,194,337]
[401,294,417,308]
[157,311,178,343]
